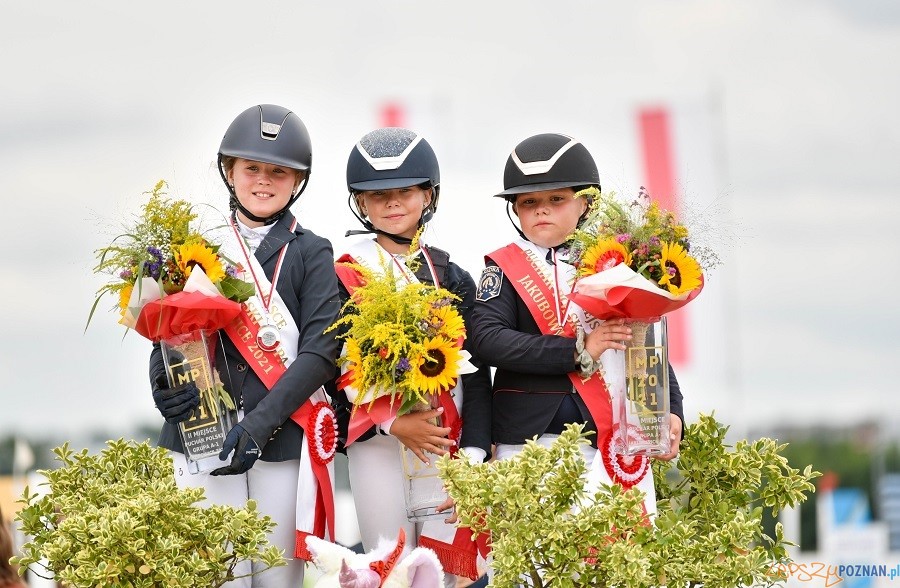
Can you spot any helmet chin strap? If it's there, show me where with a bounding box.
[344,226,416,245]
[231,197,282,225]
[505,200,528,241]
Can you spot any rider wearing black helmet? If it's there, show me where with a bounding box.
[345,127,441,243]
[150,104,339,587]
[331,127,491,585]
[495,132,600,240]
[468,134,685,556]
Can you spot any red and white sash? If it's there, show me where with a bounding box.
[487,240,655,514]
[219,219,337,560]
[336,239,485,580]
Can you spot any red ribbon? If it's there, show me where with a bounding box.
[419,525,491,581]
[291,400,336,548]
[341,387,402,447]
[222,304,335,555]
[223,310,287,389]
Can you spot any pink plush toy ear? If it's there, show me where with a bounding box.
[396,548,444,588]
[339,560,381,588]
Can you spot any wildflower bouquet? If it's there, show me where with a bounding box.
[88,181,255,458]
[566,187,719,456]
[567,187,711,320]
[327,250,475,445]
[88,180,254,340]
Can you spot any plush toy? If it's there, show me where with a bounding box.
[306,529,445,588]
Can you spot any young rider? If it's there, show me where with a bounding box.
[330,127,492,585]
[467,133,684,516]
[150,104,341,587]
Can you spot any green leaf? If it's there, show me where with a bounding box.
[217,276,255,302]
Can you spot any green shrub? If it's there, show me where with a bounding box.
[12,439,284,587]
[439,414,820,588]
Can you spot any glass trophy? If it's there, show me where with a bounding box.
[612,317,671,456]
[400,394,450,521]
[160,329,236,474]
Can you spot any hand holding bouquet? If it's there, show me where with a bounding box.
[567,187,719,457]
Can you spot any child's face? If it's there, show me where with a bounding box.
[513,188,586,248]
[228,157,302,226]
[357,185,432,240]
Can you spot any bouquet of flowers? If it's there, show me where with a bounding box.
[88,180,254,337]
[567,187,720,456]
[567,187,713,320]
[327,252,475,418]
[88,180,255,425]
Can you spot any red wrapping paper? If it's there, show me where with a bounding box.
[569,274,704,321]
[134,291,243,342]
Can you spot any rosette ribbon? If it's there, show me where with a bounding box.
[568,263,703,320]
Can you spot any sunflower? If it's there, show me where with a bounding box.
[118,283,133,318]
[578,238,632,277]
[658,241,702,295]
[343,339,364,389]
[408,337,463,397]
[175,241,225,283]
[429,304,466,340]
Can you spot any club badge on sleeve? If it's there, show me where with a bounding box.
[476,266,503,302]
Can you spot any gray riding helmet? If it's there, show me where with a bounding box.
[218,104,312,223]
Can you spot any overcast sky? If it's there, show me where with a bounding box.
[1,0,898,443]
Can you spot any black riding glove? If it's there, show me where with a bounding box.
[210,424,261,476]
[152,375,200,424]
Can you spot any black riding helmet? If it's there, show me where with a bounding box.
[496,133,599,198]
[218,104,313,225]
[496,133,600,240]
[345,127,440,244]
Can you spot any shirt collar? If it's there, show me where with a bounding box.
[235,217,275,252]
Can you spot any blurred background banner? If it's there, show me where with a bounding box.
[1,0,899,577]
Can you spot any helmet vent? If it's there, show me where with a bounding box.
[260,122,282,140]
[511,137,578,176]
